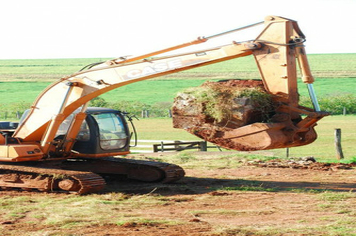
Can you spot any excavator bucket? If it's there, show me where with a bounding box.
[172,79,326,151]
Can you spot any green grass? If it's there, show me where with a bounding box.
[131,115,356,162]
[0,54,355,106]
[0,193,170,227]
[0,77,354,108]
[0,55,354,162]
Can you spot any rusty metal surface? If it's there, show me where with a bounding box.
[0,157,185,194]
[58,157,185,183]
[0,164,105,194]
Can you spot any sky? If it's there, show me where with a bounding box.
[1,0,355,59]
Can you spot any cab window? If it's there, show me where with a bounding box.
[92,113,128,150]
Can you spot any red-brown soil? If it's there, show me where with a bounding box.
[1,153,356,236]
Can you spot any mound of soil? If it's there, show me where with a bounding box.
[172,79,275,151]
[246,157,356,171]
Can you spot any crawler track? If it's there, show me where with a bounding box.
[0,157,185,194]
[59,157,185,183]
[0,164,105,194]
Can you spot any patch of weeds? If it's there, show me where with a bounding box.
[237,88,275,122]
[297,219,307,223]
[116,218,177,227]
[319,191,355,201]
[216,179,278,192]
[45,216,95,228]
[342,156,356,164]
[190,209,236,216]
[289,188,323,193]
[213,226,271,236]
[126,194,169,208]
[318,216,334,221]
[317,203,332,209]
[336,209,353,214]
[99,200,125,205]
[32,214,46,220]
[60,195,89,204]
[239,154,281,162]
[175,152,197,163]
[191,209,275,217]
[182,84,274,122]
[97,193,131,203]
[162,196,193,203]
[345,210,356,216]
[60,220,90,229]
[328,224,356,236]
[223,185,277,192]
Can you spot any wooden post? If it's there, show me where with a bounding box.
[334,128,344,160]
[286,148,290,158]
[160,141,164,152]
[199,141,208,151]
[343,107,346,116]
[174,140,181,150]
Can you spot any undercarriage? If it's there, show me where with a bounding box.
[0,157,185,194]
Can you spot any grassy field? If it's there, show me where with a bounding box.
[0,54,354,162]
[0,54,355,236]
[131,115,356,162]
[0,54,355,105]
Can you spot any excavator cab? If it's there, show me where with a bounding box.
[16,107,133,158]
[70,107,131,157]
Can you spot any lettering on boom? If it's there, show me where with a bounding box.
[123,59,183,80]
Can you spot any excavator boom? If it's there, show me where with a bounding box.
[13,38,254,146]
[10,16,327,155]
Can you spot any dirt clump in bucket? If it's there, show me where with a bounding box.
[172,79,276,150]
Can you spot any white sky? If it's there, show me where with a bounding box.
[1,0,355,59]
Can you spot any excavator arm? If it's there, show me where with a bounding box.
[12,16,327,158]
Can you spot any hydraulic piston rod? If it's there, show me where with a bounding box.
[307,84,321,112]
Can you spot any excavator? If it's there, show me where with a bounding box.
[0,16,327,194]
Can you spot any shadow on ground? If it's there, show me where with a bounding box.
[104,175,356,195]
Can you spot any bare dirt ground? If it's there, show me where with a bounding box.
[1,154,356,236]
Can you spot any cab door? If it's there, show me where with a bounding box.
[72,110,130,156]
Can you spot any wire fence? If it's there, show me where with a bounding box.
[1,104,354,121]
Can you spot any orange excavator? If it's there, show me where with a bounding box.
[0,16,327,194]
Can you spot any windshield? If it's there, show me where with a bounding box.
[92,113,128,150]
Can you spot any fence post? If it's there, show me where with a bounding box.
[199,141,207,151]
[334,128,344,160]
[160,141,164,152]
[174,140,181,150]
[141,110,150,118]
